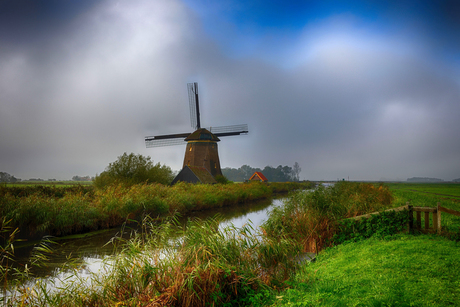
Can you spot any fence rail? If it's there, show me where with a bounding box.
[349,204,410,221]
[349,202,460,235]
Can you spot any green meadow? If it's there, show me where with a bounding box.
[3,181,93,187]
[389,182,460,231]
[273,234,460,307]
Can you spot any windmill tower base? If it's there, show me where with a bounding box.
[183,142,222,177]
[172,128,222,185]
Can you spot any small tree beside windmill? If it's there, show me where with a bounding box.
[145,83,248,184]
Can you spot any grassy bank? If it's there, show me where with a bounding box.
[0,181,312,237]
[270,182,460,306]
[273,234,460,306]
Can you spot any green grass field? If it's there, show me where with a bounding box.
[388,182,460,231]
[2,181,93,187]
[388,182,460,201]
[274,234,460,307]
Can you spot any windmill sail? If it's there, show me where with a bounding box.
[188,82,201,130]
[145,132,190,147]
[210,124,249,137]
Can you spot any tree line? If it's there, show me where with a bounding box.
[0,172,20,183]
[0,172,96,183]
[222,162,301,182]
[2,156,301,186]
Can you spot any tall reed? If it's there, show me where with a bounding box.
[262,182,394,252]
[1,182,312,238]
[4,215,301,306]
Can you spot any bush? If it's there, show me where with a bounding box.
[333,209,411,244]
[93,153,174,188]
[215,175,231,184]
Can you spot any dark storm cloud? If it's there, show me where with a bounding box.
[0,0,459,181]
[0,0,202,179]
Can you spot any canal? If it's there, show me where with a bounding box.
[12,196,285,281]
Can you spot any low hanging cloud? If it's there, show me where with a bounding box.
[0,0,459,181]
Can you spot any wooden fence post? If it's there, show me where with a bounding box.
[407,202,413,233]
[416,211,421,230]
[437,202,441,234]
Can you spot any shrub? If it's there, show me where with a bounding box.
[93,153,174,188]
[215,174,231,184]
[333,209,411,244]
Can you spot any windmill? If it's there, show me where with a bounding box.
[145,83,248,184]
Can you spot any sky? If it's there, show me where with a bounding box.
[1,0,459,181]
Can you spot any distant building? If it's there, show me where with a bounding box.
[249,172,268,182]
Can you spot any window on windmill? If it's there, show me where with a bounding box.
[200,134,212,140]
[189,147,192,151]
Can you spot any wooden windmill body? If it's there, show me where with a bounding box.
[145,83,248,184]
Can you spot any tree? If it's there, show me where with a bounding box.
[93,153,174,188]
[240,165,254,181]
[292,162,301,181]
[72,175,92,181]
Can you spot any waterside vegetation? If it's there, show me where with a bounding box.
[272,182,460,306]
[0,181,312,238]
[262,182,395,252]
[2,181,460,306]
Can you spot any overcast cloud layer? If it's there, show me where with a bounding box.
[1,0,459,181]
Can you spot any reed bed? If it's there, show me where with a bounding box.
[3,215,301,307]
[262,182,394,252]
[0,182,311,238]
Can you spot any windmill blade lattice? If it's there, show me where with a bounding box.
[210,124,249,137]
[145,137,188,148]
[145,132,191,148]
[188,82,201,130]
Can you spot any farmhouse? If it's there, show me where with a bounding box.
[249,172,268,182]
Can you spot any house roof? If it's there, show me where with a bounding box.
[171,165,217,185]
[249,171,268,181]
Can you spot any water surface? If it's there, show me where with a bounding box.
[14,196,285,278]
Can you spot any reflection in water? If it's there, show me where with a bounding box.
[13,196,286,279]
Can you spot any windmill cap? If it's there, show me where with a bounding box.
[185,128,220,142]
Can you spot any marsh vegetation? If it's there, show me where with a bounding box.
[0,181,311,238]
[2,181,460,306]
